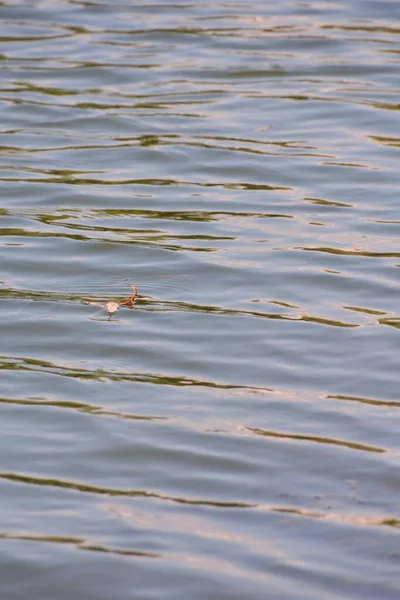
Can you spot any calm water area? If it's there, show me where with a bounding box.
[0,1,399,598]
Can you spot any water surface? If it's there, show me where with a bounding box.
[1,1,399,599]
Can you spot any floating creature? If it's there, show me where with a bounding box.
[82,284,137,320]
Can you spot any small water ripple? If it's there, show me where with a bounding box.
[0,355,271,391]
[0,395,165,422]
[0,472,256,509]
[245,427,385,454]
[0,531,160,559]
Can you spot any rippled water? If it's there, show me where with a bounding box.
[1,1,399,599]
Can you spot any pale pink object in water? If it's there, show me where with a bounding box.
[82,284,137,320]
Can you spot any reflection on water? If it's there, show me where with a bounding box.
[1,1,399,599]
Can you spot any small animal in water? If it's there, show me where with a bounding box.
[82,284,137,320]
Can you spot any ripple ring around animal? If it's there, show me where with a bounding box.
[82,284,137,320]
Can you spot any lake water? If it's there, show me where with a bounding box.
[1,1,399,599]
